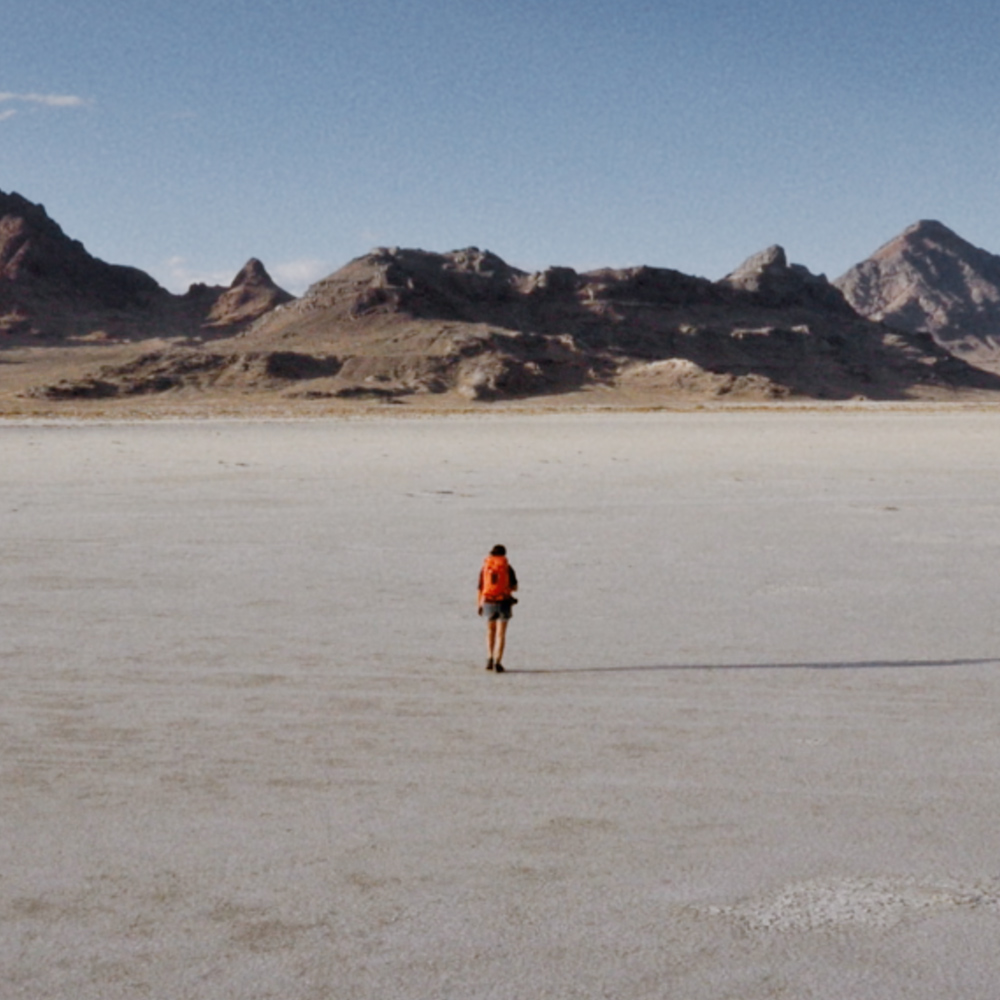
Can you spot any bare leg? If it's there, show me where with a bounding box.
[493,620,508,666]
[486,620,498,666]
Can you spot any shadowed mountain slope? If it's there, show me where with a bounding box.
[0,189,291,343]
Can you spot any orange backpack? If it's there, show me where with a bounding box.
[480,555,511,602]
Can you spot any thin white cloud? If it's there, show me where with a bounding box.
[0,92,90,117]
[271,258,332,295]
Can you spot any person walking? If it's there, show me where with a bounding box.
[477,544,518,673]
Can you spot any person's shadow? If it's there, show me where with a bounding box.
[506,657,997,674]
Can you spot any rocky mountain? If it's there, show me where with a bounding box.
[8,186,1000,407]
[835,221,1000,372]
[0,189,291,342]
[39,243,1000,403]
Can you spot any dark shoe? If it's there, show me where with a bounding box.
[494,662,505,673]
[486,658,494,671]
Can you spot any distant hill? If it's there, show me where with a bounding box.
[835,221,1000,373]
[38,243,1000,403]
[0,189,291,343]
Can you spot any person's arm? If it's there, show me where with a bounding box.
[509,566,518,592]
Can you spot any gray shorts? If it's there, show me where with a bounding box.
[480,600,513,621]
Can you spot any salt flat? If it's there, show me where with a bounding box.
[2,411,1000,999]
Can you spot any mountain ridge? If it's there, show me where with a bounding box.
[0,189,291,343]
[4,188,1000,408]
[40,243,998,404]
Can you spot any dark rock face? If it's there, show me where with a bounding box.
[0,191,168,337]
[0,189,291,342]
[834,221,1000,370]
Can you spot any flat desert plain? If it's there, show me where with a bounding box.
[3,409,1000,1000]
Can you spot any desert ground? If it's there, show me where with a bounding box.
[3,409,1000,999]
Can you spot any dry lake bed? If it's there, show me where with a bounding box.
[3,410,1000,999]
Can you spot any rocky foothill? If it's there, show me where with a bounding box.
[4,188,1000,409]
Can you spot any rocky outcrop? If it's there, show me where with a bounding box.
[834,221,1000,371]
[33,348,342,399]
[722,245,855,314]
[202,258,293,328]
[0,189,291,342]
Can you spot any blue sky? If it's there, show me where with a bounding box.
[3,0,999,294]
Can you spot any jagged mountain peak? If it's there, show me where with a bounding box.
[0,189,291,341]
[203,258,293,328]
[901,218,959,241]
[0,189,166,328]
[863,219,985,266]
[719,244,851,314]
[231,257,274,286]
[835,220,1000,370]
[724,244,789,276]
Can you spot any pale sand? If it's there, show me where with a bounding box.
[2,411,1000,999]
